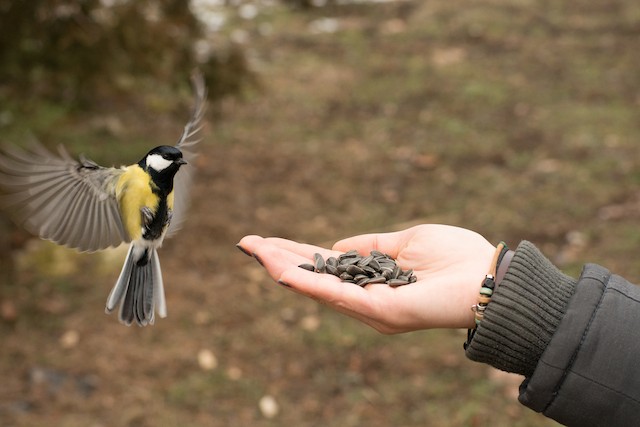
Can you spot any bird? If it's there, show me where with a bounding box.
[0,72,207,326]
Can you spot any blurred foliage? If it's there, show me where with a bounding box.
[0,0,252,107]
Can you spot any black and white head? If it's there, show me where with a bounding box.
[140,146,187,175]
[139,146,187,191]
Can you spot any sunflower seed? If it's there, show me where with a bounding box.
[298,263,315,272]
[368,259,381,270]
[339,272,354,281]
[346,265,365,276]
[387,278,409,287]
[378,260,396,268]
[356,277,370,286]
[314,253,326,273]
[300,250,418,288]
[362,266,377,276]
[357,255,374,267]
[340,257,361,266]
[326,264,339,276]
[340,250,359,259]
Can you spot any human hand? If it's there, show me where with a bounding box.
[237,224,496,333]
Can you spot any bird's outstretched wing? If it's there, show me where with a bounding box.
[167,70,208,236]
[0,143,130,252]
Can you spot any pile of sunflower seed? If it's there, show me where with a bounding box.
[298,250,417,287]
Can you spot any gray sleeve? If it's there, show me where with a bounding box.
[466,241,640,425]
[519,264,640,426]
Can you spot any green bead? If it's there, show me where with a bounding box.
[480,287,493,296]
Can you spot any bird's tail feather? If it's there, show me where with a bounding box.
[151,249,166,318]
[105,245,167,326]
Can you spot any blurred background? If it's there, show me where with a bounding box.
[1,0,639,426]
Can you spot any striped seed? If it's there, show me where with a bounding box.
[387,278,409,287]
[339,272,354,281]
[340,250,359,259]
[301,249,417,288]
[357,255,374,267]
[346,265,365,276]
[314,253,326,273]
[368,259,381,270]
[326,264,339,276]
[356,277,370,286]
[339,257,361,266]
[367,276,387,284]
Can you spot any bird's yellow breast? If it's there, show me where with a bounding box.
[116,165,174,240]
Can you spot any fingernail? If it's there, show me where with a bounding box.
[252,252,264,266]
[277,280,292,288]
[236,244,252,257]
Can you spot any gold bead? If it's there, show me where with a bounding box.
[478,295,492,305]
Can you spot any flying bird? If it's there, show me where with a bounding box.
[0,73,207,326]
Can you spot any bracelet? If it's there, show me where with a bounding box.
[463,242,508,350]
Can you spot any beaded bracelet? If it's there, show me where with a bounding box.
[463,242,508,350]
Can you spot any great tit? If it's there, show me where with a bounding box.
[0,73,207,326]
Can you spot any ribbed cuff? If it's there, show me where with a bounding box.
[465,241,578,377]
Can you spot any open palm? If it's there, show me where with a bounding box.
[238,224,496,333]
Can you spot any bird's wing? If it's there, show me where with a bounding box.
[167,70,208,237]
[0,143,130,252]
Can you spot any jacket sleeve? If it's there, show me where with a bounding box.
[465,241,640,426]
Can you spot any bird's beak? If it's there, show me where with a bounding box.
[176,159,188,166]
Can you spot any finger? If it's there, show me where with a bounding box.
[245,238,407,332]
[259,237,341,261]
[250,242,314,282]
[332,230,408,257]
[237,235,265,256]
[278,266,413,333]
[279,269,393,332]
[278,264,382,317]
[250,243,371,319]
[247,245,383,327]
[238,235,339,262]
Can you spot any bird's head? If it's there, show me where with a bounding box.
[139,146,187,192]
[140,146,187,175]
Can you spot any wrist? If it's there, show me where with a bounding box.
[495,249,514,288]
[464,242,509,349]
[464,241,578,376]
